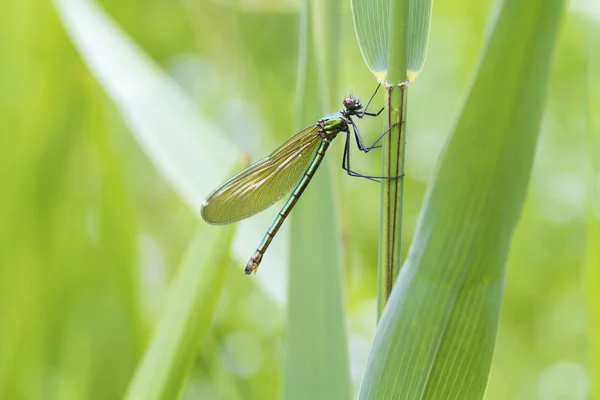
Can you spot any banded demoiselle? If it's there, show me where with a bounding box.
[201,86,401,274]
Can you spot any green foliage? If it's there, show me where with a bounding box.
[359,0,565,398]
[585,17,600,399]
[125,224,235,400]
[1,0,596,399]
[285,2,351,399]
[351,0,432,81]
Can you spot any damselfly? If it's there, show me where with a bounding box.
[201,85,401,274]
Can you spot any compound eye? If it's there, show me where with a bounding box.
[343,97,355,108]
[343,97,361,110]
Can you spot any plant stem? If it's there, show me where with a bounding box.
[377,0,409,319]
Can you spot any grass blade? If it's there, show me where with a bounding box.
[283,0,351,398]
[53,0,235,210]
[359,0,565,398]
[124,223,235,400]
[350,0,433,82]
[54,0,287,302]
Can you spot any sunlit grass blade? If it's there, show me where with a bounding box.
[350,0,432,82]
[359,0,565,398]
[53,0,288,302]
[124,223,235,400]
[53,0,235,210]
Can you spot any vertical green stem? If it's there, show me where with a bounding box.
[377,0,409,319]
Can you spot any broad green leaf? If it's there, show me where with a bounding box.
[359,0,565,398]
[350,0,432,82]
[283,0,350,399]
[124,223,235,400]
[53,0,288,304]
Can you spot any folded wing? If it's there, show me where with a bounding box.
[201,125,322,224]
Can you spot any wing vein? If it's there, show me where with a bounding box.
[201,125,322,224]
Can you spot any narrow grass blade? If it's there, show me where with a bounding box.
[124,223,235,400]
[350,0,432,82]
[359,0,565,398]
[310,0,340,108]
[283,0,351,398]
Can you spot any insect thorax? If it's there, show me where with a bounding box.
[318,113,348,138]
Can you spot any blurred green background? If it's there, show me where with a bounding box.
[1,0,598,399]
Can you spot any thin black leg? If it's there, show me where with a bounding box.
[356,109,384,118]
[351,120,404,153]
[350,119,372,152]
[342,131,405,180]
[359,83,382,117]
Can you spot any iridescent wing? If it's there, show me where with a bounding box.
[201,125,322,224]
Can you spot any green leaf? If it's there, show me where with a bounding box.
[124,223,235,400]
[350,0,432,82]
[283,0,351,399]
[359,0,565,398]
